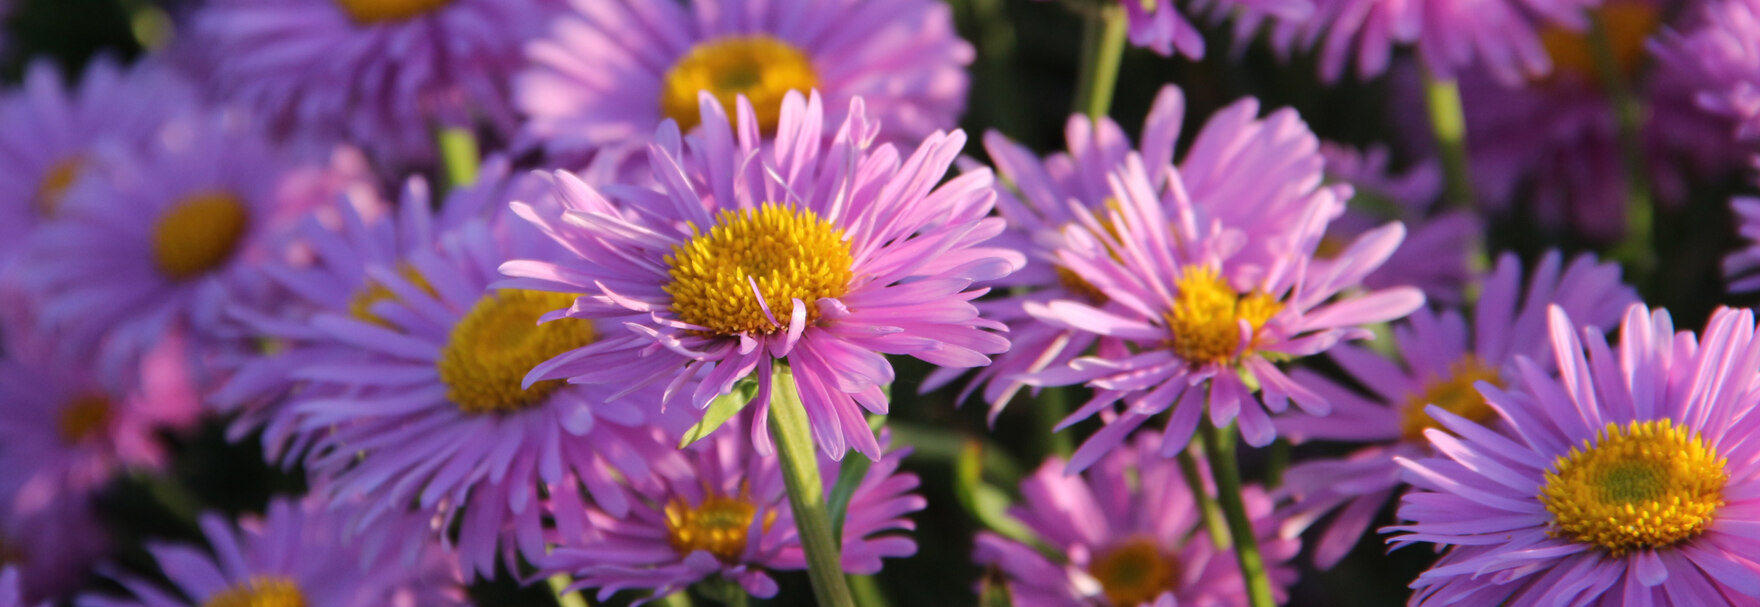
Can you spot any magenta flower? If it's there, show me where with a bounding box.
[975,437,1298,607]
[516,0,971,159]
[78,497,466,607]
[502,91,1018,459]
[182,0,558,164]
[1117,0,1312,58]
[540,418,923,601]
[1318,143,1477,305]
[1276,251,1634,569]
[1391,305,1760,605]
[1654,0,1760,141]
[1013,96,1422,471]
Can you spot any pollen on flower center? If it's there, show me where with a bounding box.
[347,264,437,327]
[332,0,457,25]
[56,394,112,444]
[664,203,854,336]
[664,491,777,563]
[1538,2,1660,83]
[203,576,307,607]
[660,35,819,133]
[1399,357,1504,443]
[1088,536,1181,607]
[1163,267,1283,365]
[151,191,250,281]
[437,289,595,415]
[1539,419,1726,556]
[34,157,82,217]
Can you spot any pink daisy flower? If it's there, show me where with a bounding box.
[1317,143,1477,305]
[182,0,559,165]
[1115,0,1313,59]
[1013,99,1423,471]
[515,0,972,159]
[277,181,682,579]
[1391,304,1760,605]
[1275,251,1634,569]
[501,90,1018,459]
[78,497,466,607]
[540,417,923,601]
[975,437,1299,607]
[1653,0,1760,142]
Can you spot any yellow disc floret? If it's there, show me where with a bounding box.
[151,191,250,281]
[347,264,437,327]
[1538,1,1660,83]
[1088,536,1181,607]
[664,203,853,336]
[203,576,307,607]
[1539,419,1726,556]
[1399,356,1504,443]
[660,35,819,133]
[333,0,456,24]
[34,157,82,217]
[56,394,112,444]
[1164,267,1283,365]
[437,289,595,415]
[664,489,776,563]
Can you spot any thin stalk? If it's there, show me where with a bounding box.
[1176,447,1231,550]
[436,126,480,190]
[1035,387,1075,458]
[1420,70,1476,210]
[849,573,892,607]
[1071,3,1128,119]
[547,574,589,607]
[1589,11,1656,280]
[1199,417,1276,607]
[767,366,858,607]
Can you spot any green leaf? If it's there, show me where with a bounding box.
[827,454,872,544]
[678,378,758,448]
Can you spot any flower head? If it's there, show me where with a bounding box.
[516,0,971,158]
[1275,251,1634,569]
[975,437,1298,606]
[1391,304,1760,605]
[1654,0,1760,142]
[502,90,1018,459]
[1115,0,1312,59]
[1318,143,1477,304]
[1723,165,1760,292]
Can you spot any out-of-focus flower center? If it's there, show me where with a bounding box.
[1539,419,1725,556]
[1163,267,1282,365]
[660,35,819,134]
[34,157,82,217]
[203,576,307,607]
[347,264,437,327]
[664,491,776,563]
[665,203,853,336]
[1538,2,1660,83]
[56,393,113,444]
[437,289,594,415]
[1398,356,1504,443]
[332,0,456,25]
[1055,266,1109,304]
[151,192,250,281]
[1088,536,1180,607]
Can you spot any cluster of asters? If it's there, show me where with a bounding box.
[1,0,1760,605]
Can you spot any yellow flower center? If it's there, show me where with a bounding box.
[1398,357,1504,443]
[1538,2,1660,83]
[660,35,819,134]
[34,157,82,217]
[1088,537,1181,607]
[347,265,437,327]
[151,192,250,281]
[203,576,307,607]
[1539,419,1726,556]
[664,491,777,563]
[1163,267,1282,365]
[56,393,113,444]
[332,0,456,24]
[664,203,853,336]
[437,290,595,415]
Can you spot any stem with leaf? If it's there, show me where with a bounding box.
[767,365,858,607]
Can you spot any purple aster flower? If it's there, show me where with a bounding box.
[975,437,1298,607]
[1012,97,1423,471]
[540,417,923,601]
[515,0,972,160]
[1654,0,1760,142]
[1275,251,1634,569]
[1390,304,1760,605]
[1116,0,1312,59]
[78,496,466,607]
[1,493,106,604]
[1318,143,1477,305]
[276,178,682,579]
[0,57,199,267]
[182,0,559,165]
[1,567,47,607]
[502,90,1018,459]
[1246,0,1600,84]
[1723,165,1760,292]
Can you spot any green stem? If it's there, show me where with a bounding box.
[547,574,589,607]
[1420,70,1476,210]
[1035,387,1075,459]
[436,126,480,190]
[1176,447,1231,550]
[658,591,697,607]
[1071,3,1128,119]
[1589,11,1656,281]
[767,366,858,607]
[848,574,892,607]
[1199,417,1276,607]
